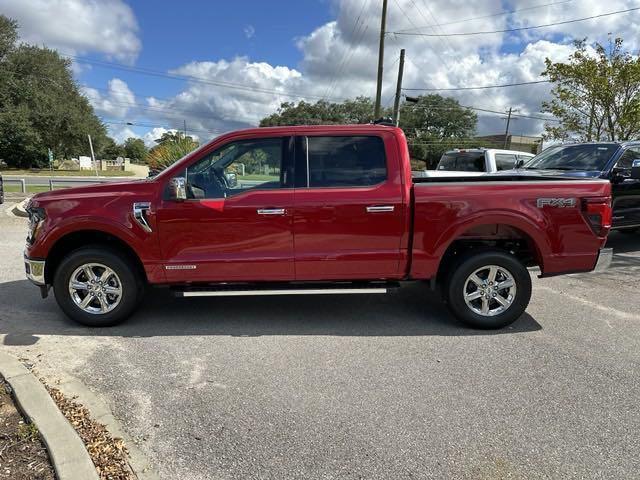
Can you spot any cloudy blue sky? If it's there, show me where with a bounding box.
[1,0,638,146]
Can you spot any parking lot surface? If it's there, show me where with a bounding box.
[1,206,639,479]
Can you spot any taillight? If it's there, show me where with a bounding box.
[582,196,612,237]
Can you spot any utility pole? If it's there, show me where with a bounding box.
[374,0,388,119]
[392,49,405,126]
[183,119,187,138]
[503,107,512,148]
[87,134,98,177]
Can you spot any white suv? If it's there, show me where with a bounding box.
[419,148,535,177]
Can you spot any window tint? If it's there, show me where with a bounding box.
[494,154,517,171]
[306,136,387,187]
[524,144,617,171]
[437,152,485,172]
[185,138,288,199]
[616,147,640,170]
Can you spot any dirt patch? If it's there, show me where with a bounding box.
[44,384,134,480]
[0,379,55,480]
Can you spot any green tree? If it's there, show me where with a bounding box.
[0,15,108,168]
[542,38,640,141]
[146,133,199,170]
[399,95,477,168]
[102,137,125,159]
[123,137,147,162]
[259,94,477,168]
[260,96,385,127]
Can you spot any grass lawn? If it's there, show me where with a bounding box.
[4,185,66,193]
[1,169,135,177]
[239,174,279,181]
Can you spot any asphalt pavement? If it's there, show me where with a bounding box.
[1,206,639,479]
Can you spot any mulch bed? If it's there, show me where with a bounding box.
[0,379,55,480]
[44,383,134,480]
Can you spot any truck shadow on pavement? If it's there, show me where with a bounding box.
[0,280,541,345]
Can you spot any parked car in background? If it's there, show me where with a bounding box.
[24,125,613,330]
[417,148,535,177]
[520,142,640,232]
[0,172,4,204]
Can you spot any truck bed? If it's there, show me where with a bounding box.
[409,175,611,279]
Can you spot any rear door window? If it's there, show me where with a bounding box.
[437,152,486,172]
[303,136,387,188]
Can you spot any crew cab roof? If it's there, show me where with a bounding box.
[227,124,402,136]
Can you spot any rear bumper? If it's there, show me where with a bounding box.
[593,248,613,272]
[24,253,46,286]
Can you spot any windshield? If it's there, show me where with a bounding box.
[437,152,485,172]
[524,144,618,171]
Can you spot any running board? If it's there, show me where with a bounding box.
[173,282,399,298]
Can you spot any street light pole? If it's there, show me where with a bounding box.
[374,0,388,119]
[87,134,98,177]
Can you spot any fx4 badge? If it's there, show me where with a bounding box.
[537,198,577,208]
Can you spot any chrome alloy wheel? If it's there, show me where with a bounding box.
[68,263,123,315]
[463,265,517,317]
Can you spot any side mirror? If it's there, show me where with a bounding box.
[225,172,238,188]
[515,158,525,169]
[169,177,187,201]
[632,159,640,180]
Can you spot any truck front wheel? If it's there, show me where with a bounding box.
[444,250,532,329]
[53,247,143,327]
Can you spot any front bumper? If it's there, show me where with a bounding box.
[24,253,46,286]
[593,248,613,272]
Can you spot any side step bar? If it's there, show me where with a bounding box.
[173,282,399,298]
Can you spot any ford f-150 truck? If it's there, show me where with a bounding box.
[24,125,613,329]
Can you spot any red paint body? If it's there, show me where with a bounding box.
[26,125,611,285]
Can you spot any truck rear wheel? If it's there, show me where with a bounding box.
[444,250,532,329]
[53,247,143,327]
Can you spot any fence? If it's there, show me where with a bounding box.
[3,178,111,193]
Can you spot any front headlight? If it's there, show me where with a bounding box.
[26,206,46,245]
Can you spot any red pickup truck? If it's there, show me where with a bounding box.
[24,125,612,329]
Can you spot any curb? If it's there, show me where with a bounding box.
[56,375,160,480]
[0,352,99,480]
[4,198,29,218]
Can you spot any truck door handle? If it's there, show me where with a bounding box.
[257,208,286,216]
[366,205,394,213]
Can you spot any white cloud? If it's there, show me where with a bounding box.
[61,0,640,141]
[82,78,136,118]
[109,126,137,144]
[244,25,255,39]
[142,128,172,148]
[0,0,141,63]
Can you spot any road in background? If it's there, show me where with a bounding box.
[3,175,136,186]
[1,207,639,479]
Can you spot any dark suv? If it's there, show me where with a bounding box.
[520,142,640,231]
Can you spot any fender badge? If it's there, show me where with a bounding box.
[537,198,577,208]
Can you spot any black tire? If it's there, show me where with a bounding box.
[444,249,532,329]
[53,247,143,327]
[619,228,639,235]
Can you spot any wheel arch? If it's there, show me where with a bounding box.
[434,220,546,284]
[44,229,147,285]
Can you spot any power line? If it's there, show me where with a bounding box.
[403,79,550,91]
[61,53,345,102]
[388,7,640,37]
[406,102,560,122]
[394,0,574,32]
[322,0,370,100]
